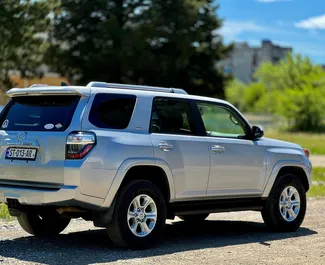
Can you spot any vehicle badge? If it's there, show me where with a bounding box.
[17,132,27,141]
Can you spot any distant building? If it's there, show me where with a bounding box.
[218,40,292,83]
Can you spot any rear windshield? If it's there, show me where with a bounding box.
[0,95,80,131]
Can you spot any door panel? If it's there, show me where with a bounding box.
[195,101,266,197]
[150,97,210,200]
[206,138,265,196]
[151,134,209,199]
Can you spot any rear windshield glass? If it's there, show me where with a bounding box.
[0,95,80,131]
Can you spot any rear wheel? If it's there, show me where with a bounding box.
[107,180,166,249]
[262,174,306,232]
[178,213,209,222]
[17,210,70,236]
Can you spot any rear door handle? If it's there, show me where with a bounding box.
[158,142,174,151]
[210,145,225,153]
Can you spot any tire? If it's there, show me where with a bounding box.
[107,180,167,249]
[262,174,306,232]
[178,213,209,222]
[17,210,71,236]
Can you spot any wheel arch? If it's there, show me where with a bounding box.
[101,158,175,208]
[262,160,311,198]
[121,165,171,202]
[277,166,309,191]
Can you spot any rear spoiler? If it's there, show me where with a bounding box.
[7,86,90,97]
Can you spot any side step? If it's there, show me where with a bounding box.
[169,197,266,216]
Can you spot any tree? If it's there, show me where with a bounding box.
[47,0,232,97]
[225,53,325,131]
[0,0,52,91]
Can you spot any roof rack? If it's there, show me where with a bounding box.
[86,82,188,95]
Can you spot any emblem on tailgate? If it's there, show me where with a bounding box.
[17,132,27,141]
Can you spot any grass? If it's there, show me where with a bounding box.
[311,167,325,182]
[265,132,325,155]
[0,203,13,220]
[308,167,325,198]
[308,185,325,198]
[244,113,325,155]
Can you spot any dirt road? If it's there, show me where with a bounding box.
[0,199,324,265]
[310,155,325,167]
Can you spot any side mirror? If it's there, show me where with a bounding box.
[252,126,264,139]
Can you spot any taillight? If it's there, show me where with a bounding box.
[66,132,96,159]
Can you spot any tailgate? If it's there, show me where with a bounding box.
[0,95,83,188]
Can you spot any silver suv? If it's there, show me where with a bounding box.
[0,82,312,248]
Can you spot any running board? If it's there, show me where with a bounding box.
[169,197,265,216]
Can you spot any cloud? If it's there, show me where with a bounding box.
[218,21,266,39]
[256,0,292,2]
[295,14,325,29]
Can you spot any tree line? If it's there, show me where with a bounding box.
[2,0,325,132]
[0,0,232,97]
[226,53,325,132]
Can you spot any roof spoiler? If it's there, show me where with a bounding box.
[7,86,89,97]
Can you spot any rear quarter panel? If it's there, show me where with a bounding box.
[79,93,156,200]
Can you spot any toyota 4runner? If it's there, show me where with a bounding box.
[0,82,312,249]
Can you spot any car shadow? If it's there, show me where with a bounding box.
[0,219,317,265]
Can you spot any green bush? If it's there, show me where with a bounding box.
[225,80,246,110]
[225,53,325,132]
[0,203,12,220]
[275,86,325,131]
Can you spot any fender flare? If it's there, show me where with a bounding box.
[101,157,175,208]
[262,159,310,198]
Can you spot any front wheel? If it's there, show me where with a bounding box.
[17,210,70,236]
[107,180,167,249]
[262,174,306,232]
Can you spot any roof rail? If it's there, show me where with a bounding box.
[86,82,188,95]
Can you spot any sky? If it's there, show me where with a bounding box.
[217,0,325,64]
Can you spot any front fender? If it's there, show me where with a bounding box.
[262,159,312,198]
[101,157,175,208]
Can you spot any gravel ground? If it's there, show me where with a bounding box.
[0,199,324,265]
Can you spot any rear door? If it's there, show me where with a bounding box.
[0,95,86,188]
[149,97,210,200]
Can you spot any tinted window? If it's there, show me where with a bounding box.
[197,102,246,138]
[89,94,136,129]
[150,98,196,135]
[0,96,80,131]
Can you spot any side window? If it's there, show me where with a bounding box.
[197,102,246,138]
[89,93,136,129]
[150,97,196,135]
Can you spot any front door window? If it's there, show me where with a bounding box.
[197,102,246,138]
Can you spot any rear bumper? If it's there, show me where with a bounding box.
[0,185,104,211]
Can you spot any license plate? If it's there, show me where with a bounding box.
[5,148,37,160]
